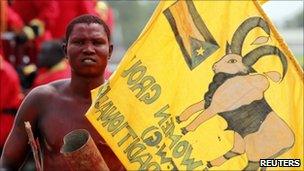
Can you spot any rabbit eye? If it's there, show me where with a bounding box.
[228,59,237,63]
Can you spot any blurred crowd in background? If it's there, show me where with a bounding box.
[0,1,303,169]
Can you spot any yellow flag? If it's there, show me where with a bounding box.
[86,1,303,170]
[259,0,269,5]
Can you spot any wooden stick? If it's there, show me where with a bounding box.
[24,121,43,171]
[36,138,44,169]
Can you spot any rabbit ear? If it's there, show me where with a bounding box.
[251,36,270,45]
[226,42,232,54]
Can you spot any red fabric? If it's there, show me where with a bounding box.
[10,1,113,40]
[33,64,71,87]
[6,5,24,32]
[49,1,99,39]
[0,57,23,147]
[9,1,57,65]
[104,67,112,80]
[11,0,59,30]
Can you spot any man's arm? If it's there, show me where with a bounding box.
[0,86,45,170]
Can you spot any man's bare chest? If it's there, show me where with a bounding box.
[38,98,93,152]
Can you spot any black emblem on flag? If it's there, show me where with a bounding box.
[164,0,219,70]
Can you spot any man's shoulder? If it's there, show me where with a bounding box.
[29,79,70,98]
[47,78,71,89]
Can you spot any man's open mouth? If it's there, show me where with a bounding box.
[81,57,97,64]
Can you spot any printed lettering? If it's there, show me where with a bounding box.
[141,126,162,147]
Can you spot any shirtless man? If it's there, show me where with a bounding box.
[0,14,125,171]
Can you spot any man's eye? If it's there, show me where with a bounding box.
[93,41,104,45]
[73,40,83,45]
[228,59,237,63]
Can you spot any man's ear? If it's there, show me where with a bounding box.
[62,43,67,57]
[108,44,113,60]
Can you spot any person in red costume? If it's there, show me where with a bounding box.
[10,0,58,42]
[9,0,115,40]
[0,0,25,65]
[32,40,71,87]
[0,53,23,154]
[0,0,23,33]
[49,1,99,39]
[1,0,57,68]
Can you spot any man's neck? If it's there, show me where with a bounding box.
[70,74,104,99]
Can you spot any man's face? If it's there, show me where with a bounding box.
[66,23,112,77]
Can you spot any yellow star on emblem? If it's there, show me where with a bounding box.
[196,46,205,56]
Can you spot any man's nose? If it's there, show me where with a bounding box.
[83,43,95,54]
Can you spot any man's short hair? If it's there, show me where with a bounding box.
[65,14,111,43]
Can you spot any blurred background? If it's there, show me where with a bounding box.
[263,1,303,66]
